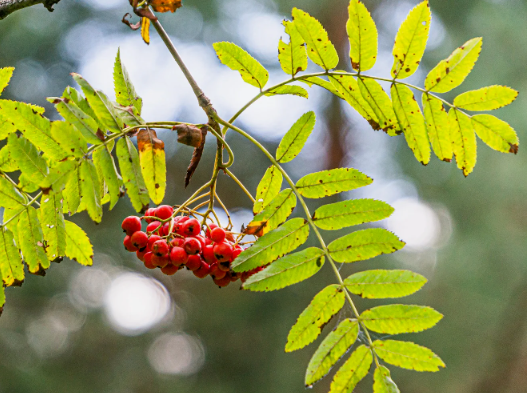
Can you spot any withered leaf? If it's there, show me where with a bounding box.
[185,126,208,188]
[173,124,203,148]
[150,0,182,13]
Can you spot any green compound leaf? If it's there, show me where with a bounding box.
[0,115,16,140]
[72,73,123,133]
[306,318,359,386]
[422,94,453,162]
[0,99,67,160]
[278,20,308,76]
[373,340,445,372]
[454,85,518,111]
[328,228,405,263]
[40,160,76,195]
[286,284,345,352]
[50,121,87,159]
[313,199,394,231]
[344,269,427,299]
[391,84,431,165]
[0,228,24,287]
[329,345,372,393]
[137,128,167,205]
[63,166,81,215]
[64,220,93,266]
[360,305,443,334]
[245,189,296,237]
[93,146,122,210]
[449,108,477,176]
[373,366,400,393]
[243,247,324,292]
[358,78,399,135]
[63,86,101,128]
[18,206,49,274]
[79,159,103,223]
[391,1,431,79]
[114,48,142,116]
[40,192,66,261]
[0,145,18,172]
[292,8,339,70]
[48,97,103,145]
[213,42,269,89]
[253,166,283,214]
[328,74,380,130]
[18,174,39,193]
[472,114,519,154]
[0,175,26,208]
[425,37,482,93]
[7,133,48,182]
[264,85,308,99]
[347,0,378,72]
[232,218,309,273]
[0,67,14,95]
[296,168,372,199]
[276,111,315,163]
[116,136,150,213]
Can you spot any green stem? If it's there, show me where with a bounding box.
[224,168,255,203]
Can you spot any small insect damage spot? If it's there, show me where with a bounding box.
[510,144,519,154]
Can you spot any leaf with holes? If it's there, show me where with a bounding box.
[360,305,443,334]
[276,111,315,163]
[64,220,93,266]
[472,114,518,154]
[373,340,445,372]
[244,189,296,237]
[358,78,399,135]
[306,318,359,386]
[344,269,427,299]
[40,192,66,261]
[422,94,452,162]
[253,166,283,214]
[347,0,378,72]
[243,248,324,292]
[278,20,308,76]
[328,228,405,263]
[313,199,394,231]
[114,49,142,116]
[296,168,372,199]
[232,218,309,273]
[137,128,166,205]
[0,228,24,287]
[329,345,372,393]
[286,284,345,352]
[449,108,477,176]
[373,366,400,393]
[18,206,49,274]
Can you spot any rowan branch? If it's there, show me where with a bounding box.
[0,0,61,20]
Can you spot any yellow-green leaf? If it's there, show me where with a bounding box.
[0,175,26,208]
[253,166,283,214]
[391,84,430,165]
[40,160,76,195]
[286,284,345,352]
[278,21,308,76]
[0,67,14,95]
[0,145,18,172]
[329,345,372,393]
[0,228,24,287]
[7,133,48,182]
[425,37,482,93]
[296,168,372,199]
[347,0,378,72]
[18,206,49,274]
[360,305,443,334]
[276,111,315,163]
[328,228,405,263]
[454,85,518,111]
[0,115,16,140]
[449,108,476,176]
[373,340,445,372]
[114,48,142,116]
[264,85,308,99]
[64,220,93,266]
[63,166,81,215]
[213,42,269,89]
[292,8,339,70]
[358,78,399,135]
[137,128,166,205]
[79,159,102,223]
[306,319,359,386]
[93,146,122,210]
[344,269,427,299]
[50,121,87,158]
[232,218,309,273]
[40,192,66,261]
[391,1,431,79]
[243,248,324,292]
[373,366,400,393]
[244,189,296,237]
[422,93,452,162]
[472,114,518,154]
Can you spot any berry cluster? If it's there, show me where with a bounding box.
[121,205,261,287]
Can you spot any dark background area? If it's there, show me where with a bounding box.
[0,0,526,392]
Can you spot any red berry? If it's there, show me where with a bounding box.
[170,247,188,265]
[143,252,156,269]
[202,244,216,264]
[136,249,147,262]
[161,264,179,275]
[155,205,174,220]
[186,255,202,271]
[232,247,243,260]
[147,235,162,251]
[123,235,138,252]
[183,218,201,237]
[152,240,169,257]
[209,263,227,280]
[131,231,149,250]
[205,223,218,238]
[184,237,201,255]
[213,275,231,288]
[196,235,208,249]
[170,237,185,248]
[229,272,241,282]
[193,261,210,278]
[175,216,190,235]
[210,227,226,243]
[146,221,162,234]
[122,216,141,236]
[218,261,231,272]
[151,254,170,268]
[213,242,233,263]
[144,208,157,223]
[161,221,174,236]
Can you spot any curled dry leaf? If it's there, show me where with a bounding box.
[173,124,203,148]
[150,0,183,13]
[185,126,208,188]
